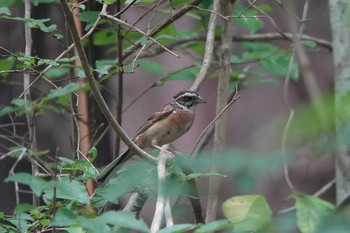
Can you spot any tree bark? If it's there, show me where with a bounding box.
[329,0,350,204]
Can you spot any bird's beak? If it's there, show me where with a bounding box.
[197,96,206,104]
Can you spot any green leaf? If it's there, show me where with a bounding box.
[221,195,272,232]
[76,11,99,23]
[0,57,15,78]
[293,194,334,233]
[195,219,232,233]
[52,207,77,226]
[160,65,200,83]
[45,67,69,79]
[0,7,11,15]
[259,52,299,80]
[14,203,35,214]
[45,177,90,204]
[44,83,80,100]
[234,5,264,33]
[186,172,226,180]
[88,147,98,161]
[158,224,196,233]
[137,59,165,75]
[92,30,116,46]
[5,173,47,196]
[31,0,55,5]
[303,40,317,48]
[100,211,149,232]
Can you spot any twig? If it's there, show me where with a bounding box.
[59,0,156,166]
[190,87,240,156]
[19,4,108,99]
[100,12,179,58]
[190,0,220,92]
[281,0,312,192]
[164,197,174,226]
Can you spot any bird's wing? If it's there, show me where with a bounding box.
[132,104,174,138]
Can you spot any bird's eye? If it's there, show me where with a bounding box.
[185,96,192,101]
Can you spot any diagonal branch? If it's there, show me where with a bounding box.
[59,0,156,166]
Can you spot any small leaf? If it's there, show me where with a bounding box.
[293,194,334,233]
[0,7,11,15]
[137,59,165,75]
[187,172,226,180]
[222,195,272,232]
[88,147,98,161]
[303,40,317,48]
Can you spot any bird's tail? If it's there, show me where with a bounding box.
[96,148,132,184]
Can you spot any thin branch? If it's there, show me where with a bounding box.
[281,0,312,192]
[19,4,108,99]
[190,0,220,92]
[59,0,156,166]
[190,87,240,156]
[100,12,179,58]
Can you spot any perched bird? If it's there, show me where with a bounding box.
[97,90,206,183]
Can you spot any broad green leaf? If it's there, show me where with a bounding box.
[93,30,116,46]
[222,195,272,231]
[45,67,69,78]
[76,11,99,23]
[259,52,299,80]
[14,204,35,214]
[0,57,15,78]
[158,224,196,233]
[5,173,47,196]
[293,194,334,233]
[52,207,77,226]
[45,177,90,204]
[44,83,80,100]
[100,211,149,232]
[160,65,200,83]
[195,219,232,233]
[137,59,165,75]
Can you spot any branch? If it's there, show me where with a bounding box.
[100,12,179,58]
[150,146,169,233]
[59,0,156,165]
[190,88,240,156]
[205,0,234,222]
[190,0,220,92]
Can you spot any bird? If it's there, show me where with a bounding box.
[97,90,206,183]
